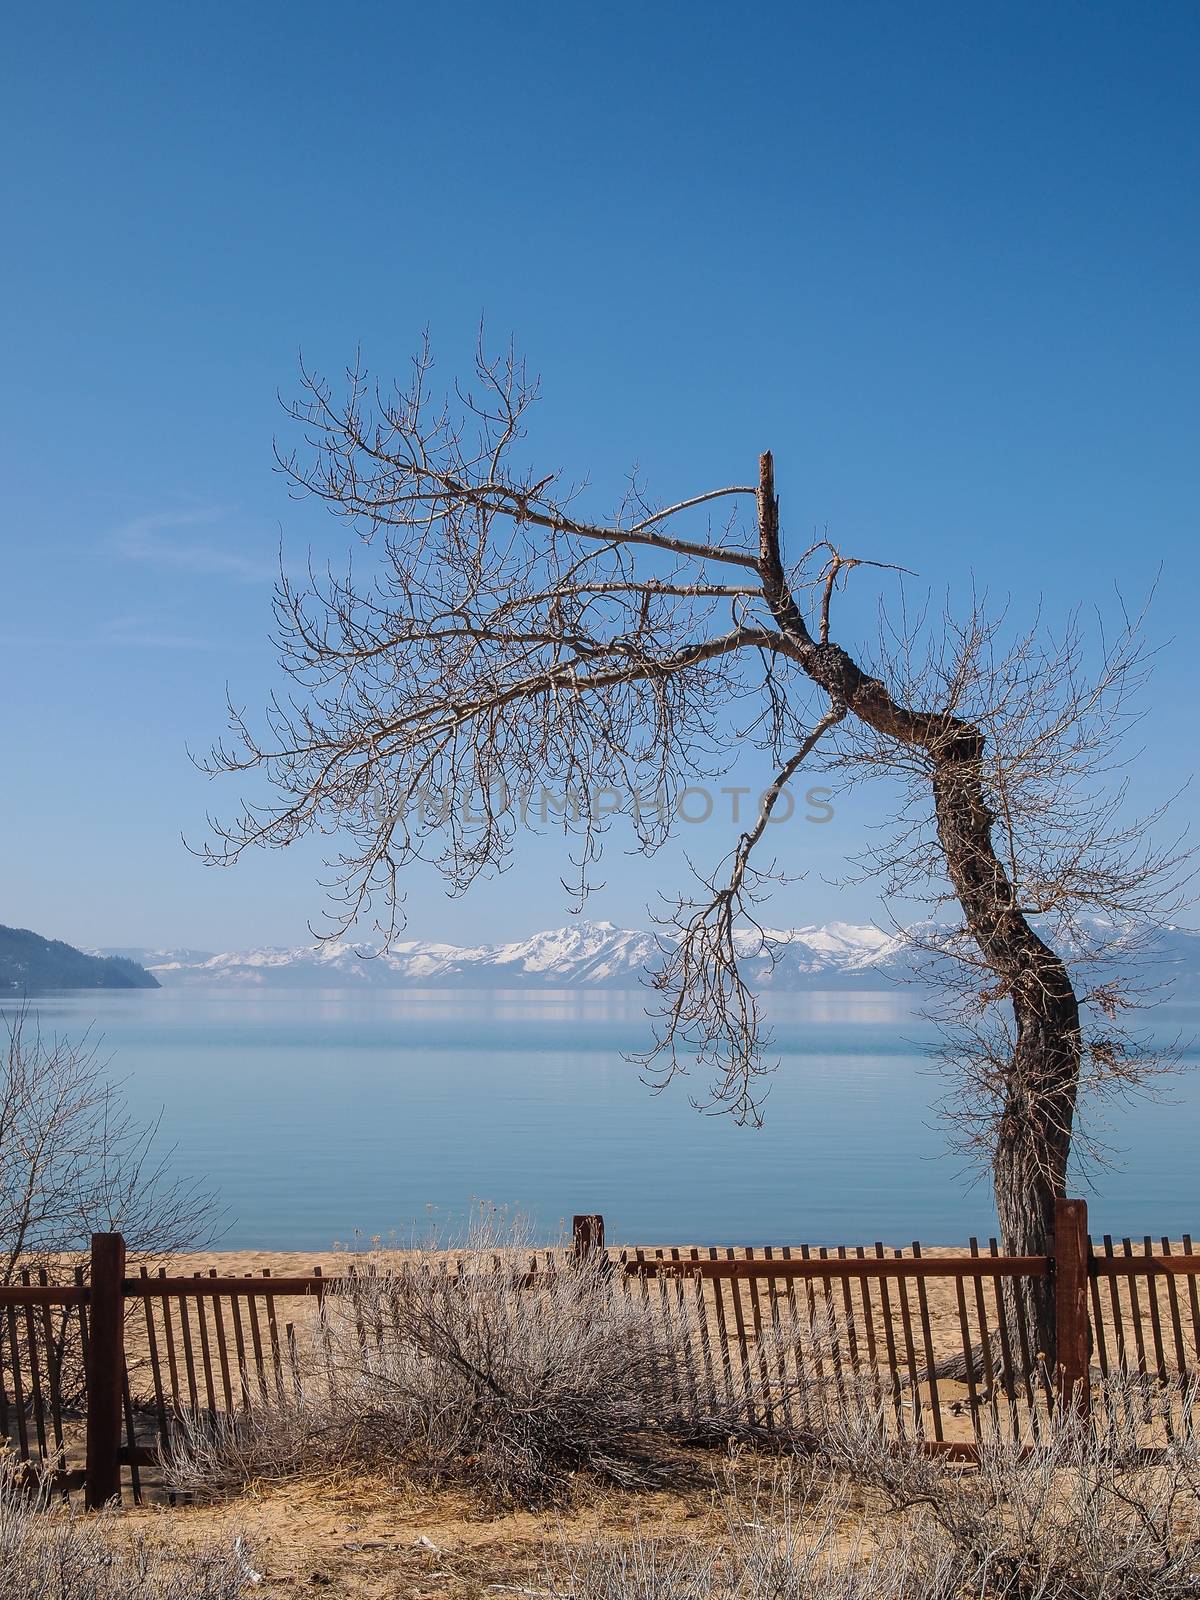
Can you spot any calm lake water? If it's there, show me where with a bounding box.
[8,988,1199,1250]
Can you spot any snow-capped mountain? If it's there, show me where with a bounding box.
[110,922,655,989]
[103,920,892,989]
[101,917,1200,993]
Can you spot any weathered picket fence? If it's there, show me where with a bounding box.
[2,1198,1199,1505]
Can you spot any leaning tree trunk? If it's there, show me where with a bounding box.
[991,979,1082,1362]
[930,749,1083,1363]
[755,450,1083,1365]
[992,1021,1079,1264]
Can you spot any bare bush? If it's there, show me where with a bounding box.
[0,1005,219,1282]
[820,1375,1200,1598]
[0,1005,220,1411]
[0,1460,257,1600]
[552,1404,1200,1598]
[160,1402,317,1499]
[320,1255,688,1502]
[167,1216,700,1507]
[164,1217,841,1508]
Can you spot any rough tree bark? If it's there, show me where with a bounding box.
[755,452,1079,1350]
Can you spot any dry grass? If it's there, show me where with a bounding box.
[14,1379,1200,1598]
[0,1457,257,1599]
[130,1409,1200,1598]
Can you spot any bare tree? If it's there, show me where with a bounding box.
[198,337,1188,1352]
[0,1006,219,1283]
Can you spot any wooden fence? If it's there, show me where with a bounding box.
[2,1198,1199,1506]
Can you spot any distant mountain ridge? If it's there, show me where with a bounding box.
[103,918,1200,994]
[1,925,159,992]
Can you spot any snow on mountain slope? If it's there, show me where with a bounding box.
[102,917,1200,992]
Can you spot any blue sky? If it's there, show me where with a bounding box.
[2,2,1197,952]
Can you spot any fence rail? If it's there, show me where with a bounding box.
[2,1198,1198,1506]
[613,1237,1057,1449]
[632,1254,1052,1278]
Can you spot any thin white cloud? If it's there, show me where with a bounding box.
[112,507,276,582]
[98,615,227,650]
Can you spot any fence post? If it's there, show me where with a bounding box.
[1054,1196,1090,1421]
[85,1232,126,1509]
[572,1214,605,1262]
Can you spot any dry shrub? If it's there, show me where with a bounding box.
[0,1459,256,1599]
[821,1374,1200,1598]
[168,1214,801,1508]
[555,1377,1200,1599]
[322,1251,683,1501]
[162,1403,316,1499]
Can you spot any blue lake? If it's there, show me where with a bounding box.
[7,988,1199,1250]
